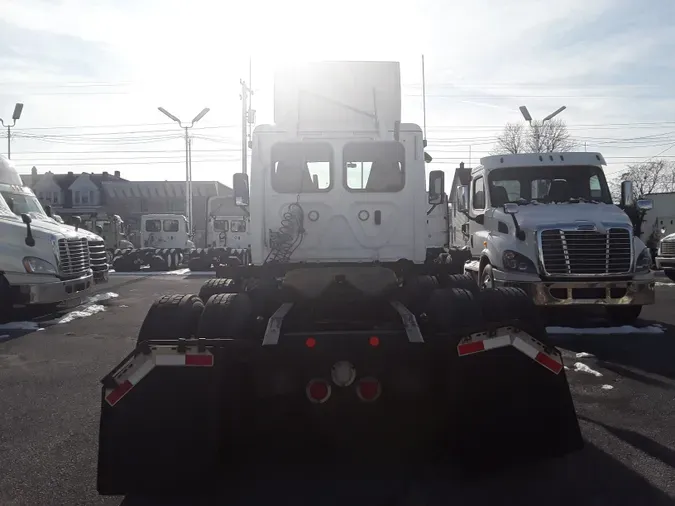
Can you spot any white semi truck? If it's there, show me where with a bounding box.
[97,60,583,497]
[188,196,250,271]
[110,213,195,271]
[448,153,655,323]
[0,155,104,312]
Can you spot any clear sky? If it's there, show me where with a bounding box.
[1,0,674,187]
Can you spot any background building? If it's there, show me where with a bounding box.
[21,167,232,248]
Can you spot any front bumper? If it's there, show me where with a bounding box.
[655,255,675,270]
[15,273,95,305]
[493,269,655,306]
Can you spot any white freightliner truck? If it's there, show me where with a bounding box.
[97,61,583,497]
[655,227,675,281]
[0,155,103,312]
[187,196,250,271]
[448,153,655,323]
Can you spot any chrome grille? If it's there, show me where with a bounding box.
[540,228,632,276]
[58,238,91,277]
[88,240,109,273]
[660,241,675,256]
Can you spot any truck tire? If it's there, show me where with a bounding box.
[401,275,439,315]
[606,305,642,325]
[441,273,477,292]
[426,287,482,335]
[148,254,168,271]
[478,287,547,339]
[665,268,675,282]
[137,294,205,344]
[198,278,238,302]
[196,293,254,338]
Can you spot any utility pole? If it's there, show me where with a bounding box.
[0,103,24,159]
[240,79,253,175]
[157,106,210,235]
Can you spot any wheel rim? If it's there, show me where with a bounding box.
[481,272,493,290]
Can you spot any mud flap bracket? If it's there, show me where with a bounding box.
[262,302,294,346]
[390,301,424,343]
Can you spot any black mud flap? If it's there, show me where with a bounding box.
[438,327,583,472]
[96,344,248,497]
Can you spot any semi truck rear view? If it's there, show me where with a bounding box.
[96,61,583,497]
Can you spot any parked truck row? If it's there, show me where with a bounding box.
[0,155,109,316]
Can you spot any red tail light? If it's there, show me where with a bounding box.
[306,379,331,403]
[356,377,381,402]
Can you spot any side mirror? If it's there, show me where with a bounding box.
[21,213,35,247]
[620,180,634,207]
[233,173,250,207]
[503,203,519,215]
[456,185,469,213]
[637,199,653,211]
[44,205,53,217]
[428,170,445,205]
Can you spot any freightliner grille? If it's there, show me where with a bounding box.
[540,228,632,275]
[661,241,675,256]
[58,238,91,278]
[88,240,109,274]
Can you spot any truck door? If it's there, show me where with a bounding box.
[469,174,488,257]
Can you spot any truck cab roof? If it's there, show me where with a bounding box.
[477,152,607,173]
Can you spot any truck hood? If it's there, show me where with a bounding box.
[34,215,104,241]
[508,202,632,231]
[661,232,675,243]
[7,214,88,240]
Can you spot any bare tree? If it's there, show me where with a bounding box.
[527,119,577,153]
[492,119,577,155]
[491,123,527,154]
[609,159,675,238]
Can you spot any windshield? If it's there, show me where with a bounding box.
[487,165,612,205]
[0,191,48,218]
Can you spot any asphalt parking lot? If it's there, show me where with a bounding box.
[0,272,674,506]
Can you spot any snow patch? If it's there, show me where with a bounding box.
[601,384,614,390]
[573,362,603,377]
[656,282,675,287]
[576,352,594,358]
[109,268,194,277]
[0,321,43,331]
[87,292,119,304]
[548,325,665,335]
[56,304,106,324]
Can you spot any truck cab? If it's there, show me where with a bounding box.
[450,152,655,323]
[141,214,195,250]
[0,155,97,310]
[205,196,249,250]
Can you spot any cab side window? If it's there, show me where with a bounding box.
[472,176,485,210]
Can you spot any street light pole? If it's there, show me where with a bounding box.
[519,105,567,125]
[157,106,210,235]
[0,103,24,159]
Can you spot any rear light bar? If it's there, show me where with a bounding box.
[104,346,214,407]
[457,327,563,375]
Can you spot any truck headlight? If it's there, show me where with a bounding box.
[635,248,652,273]
[502,250,537,274]
[23,257,58,275]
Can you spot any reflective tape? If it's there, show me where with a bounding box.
[457,328,563,375]
[104,347,214,406]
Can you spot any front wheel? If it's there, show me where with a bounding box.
[605,305,642,325]
[480,264,495,290]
